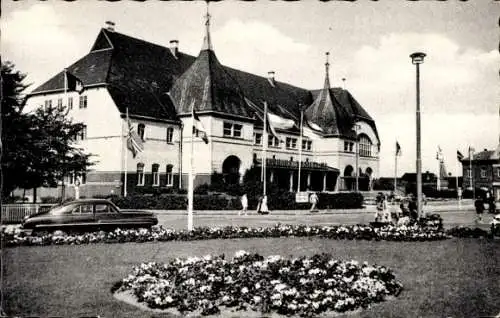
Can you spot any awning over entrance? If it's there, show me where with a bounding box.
[254,158,339,172]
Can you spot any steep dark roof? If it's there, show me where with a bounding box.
[31,49,113,94]
[169,49,251,118]
[30,28,377,134]
[31,28,195,121]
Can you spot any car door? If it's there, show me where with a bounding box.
[68,203,96,229]
[94,203,120,226]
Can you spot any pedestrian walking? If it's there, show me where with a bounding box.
[309,192,319,213]
[259,195,269,214]
[239,193,248,216]
[474,196,484,223]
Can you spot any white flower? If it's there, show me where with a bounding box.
[164,296,174,303]
[274,283,288,292]
[241,287,249,294]
[255,282,261,289]
[234,250,249,258]
[253,295,262,304]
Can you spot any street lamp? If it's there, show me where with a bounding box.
[410,52,426,219]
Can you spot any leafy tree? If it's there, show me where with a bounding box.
[1,62,94,201]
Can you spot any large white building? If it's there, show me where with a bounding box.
[25,18,380,199]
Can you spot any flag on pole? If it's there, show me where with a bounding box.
[457,150,464,161]
[65,70,84,94]
[264,103,281,142]
[192,108,209,144]
[127,114,144,158]
[436,145,443,160]
[396,141,402,156]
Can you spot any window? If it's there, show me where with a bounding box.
[166,164,173,186]
[192,126,200,137]
[166,127,174,143]
[268,136,280,147]
[68,97,73,110]
[223,122,243,138]
[137,163,145,186]
[72,204,93,214]
[302,140,312,151]
[95,204,112,213]
[480,168,486,178]
[152,164,159,186]
[79,95,87,109]
[44,100,52,110]
[286,137,297,149]
[254,133,262,145]
[57,98,63,110]
[497,168,500,178]
[76,172,87,185]
[344,141,354,152]
[233,124,242,137]
[77,125,87,141]
[137,123,145,141]
[359,135,372,157]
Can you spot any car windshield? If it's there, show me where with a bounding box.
[50,204,78,215]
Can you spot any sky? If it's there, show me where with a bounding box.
[2,0,499,178]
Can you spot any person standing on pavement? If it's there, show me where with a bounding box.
[239,193,248,216]
[309,192,319,213]
[260,195,269,214]
[474,196,484,222]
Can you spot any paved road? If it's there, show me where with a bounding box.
[155,200,497,231]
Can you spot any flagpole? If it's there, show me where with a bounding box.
[297,108,303,192]
[188,104,195,231]
[394,142,397,193]
[124,107,129,197]
[263,102,268,197]
[61,69,69,201]
[469,147,474,199]
[437,148,440,191]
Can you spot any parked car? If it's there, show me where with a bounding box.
[21,199,158,233]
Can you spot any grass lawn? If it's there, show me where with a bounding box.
[4,237,500,318]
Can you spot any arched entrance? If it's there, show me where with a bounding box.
[344,165,354,190]
[222,155,241,184]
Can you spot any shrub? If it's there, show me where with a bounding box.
[41,196,60,204]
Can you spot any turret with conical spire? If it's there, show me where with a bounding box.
[169,4,250,118]
[304,52,353,136]
[201,2,213,51]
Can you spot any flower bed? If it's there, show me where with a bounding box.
[2,223,451,248]
[113,251,403,316]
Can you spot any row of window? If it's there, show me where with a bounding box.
[466,168,500,178]
[67,172,87,185]
[136,163,174,186]
[343,135,373,157]
[44,96,87,110]
[136,124,175,143]
[253,133,312,150]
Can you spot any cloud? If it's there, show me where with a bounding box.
[211,19,312,81]
[1,4,86,88]
[345,32,499,115]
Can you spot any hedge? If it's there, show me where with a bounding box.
[104,192,363,211]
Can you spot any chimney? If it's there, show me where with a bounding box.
[105,21,115,32]
[267,71,276,86]
[169,40,179,58]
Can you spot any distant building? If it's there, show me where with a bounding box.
[22,17,380,199]
[461,148,500,201]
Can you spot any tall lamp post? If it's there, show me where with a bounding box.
[410,52,426,219]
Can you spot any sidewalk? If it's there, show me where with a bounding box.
[151,202,474,215]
